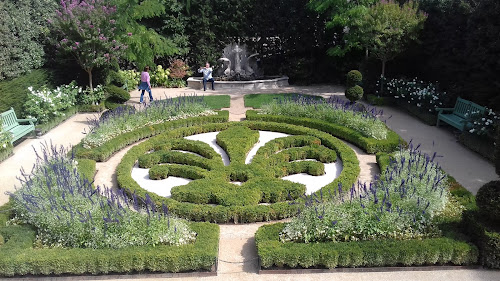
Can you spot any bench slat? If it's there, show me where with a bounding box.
[436,97,485,131]
[1,108,35,144]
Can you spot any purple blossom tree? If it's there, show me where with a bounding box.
[49,0,128,90]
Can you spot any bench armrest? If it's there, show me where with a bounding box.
[435,107,454,114]
[17,118,37,125]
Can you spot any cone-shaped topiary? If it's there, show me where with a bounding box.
[476,180,500,226]
[345,70,363,103]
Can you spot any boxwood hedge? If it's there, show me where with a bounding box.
[116,121,360,223]
[246,110,404,153]
[256,223,478,269]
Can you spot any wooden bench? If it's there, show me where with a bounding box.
[436,97,485,131]
[1,108,37,143]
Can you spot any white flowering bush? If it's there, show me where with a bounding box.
[9,145,196,249]
[378,77,448,113]
[83,96,216,149]
[24,82,82,123]
[117,69,140,90]
[465,108,499,138]
[77,84,106,105]
[261,96,388,140]
[280,146,450,243]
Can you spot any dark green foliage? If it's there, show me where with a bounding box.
[105,85,130,103]
[0,221,219,276]
[345,85,364,103]
[244,94,324,109]
[496,124,500,175]
[76,158,96,183]
[246,110,403,153]
[476,181,500,225]
[149,165,169,180]
[0,69,55,115]
[346,70,362,87]
[256,223,478,269]
[462,211,500,268]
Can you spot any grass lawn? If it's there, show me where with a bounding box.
[244,93,324,109]
[200,95,231,109]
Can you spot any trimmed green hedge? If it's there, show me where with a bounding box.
[462,211,500,268]
[256,223,478,269]
[0,221,219,276]
[246,110,403,153]
[74,111,229,162]
[116,121,360,223]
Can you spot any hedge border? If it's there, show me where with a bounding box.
[116,121,360,223]
[74,110,229,162]
[0,156,220,277]
[256,223,478,270]
[246,110,404,153]
[462,211,500,268]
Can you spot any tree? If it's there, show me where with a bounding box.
[361,1,427,77]
[113,0,179,69]
[50,0,126,90]
[0,0,57,80]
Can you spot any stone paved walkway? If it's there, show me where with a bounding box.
[1,85,499,280]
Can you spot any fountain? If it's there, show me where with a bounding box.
[187,43,289,90]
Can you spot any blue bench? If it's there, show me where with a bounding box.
[436,97,485,131]
[1,108,37,143]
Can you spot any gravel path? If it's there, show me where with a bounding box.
[1,85,499,280]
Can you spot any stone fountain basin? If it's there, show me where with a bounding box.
[187,76,289,90]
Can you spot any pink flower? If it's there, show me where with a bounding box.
[62,38,68,42]
[75,42,79,46]
[127,32,132,36]
[109,20,115,24]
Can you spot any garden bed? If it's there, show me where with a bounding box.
[395,102,438,126]
[458,132,495,163]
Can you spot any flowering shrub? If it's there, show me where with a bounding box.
[77,84,106,105]
[465,108,499,138]
[260,96,388,140]
[83,96,216,148]
[0,119,13,153]
[280,144,450,243]
[24,82,82,123]
[169,59,191,79]
[117,69,140,90]
[378,77,448,112]
[9,145,196,249]
[151,65,170,87]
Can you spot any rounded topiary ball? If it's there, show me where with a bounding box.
[476,180,500,224]
[105,85,131,103]
[346,70,362,87]
[345,85,364,103]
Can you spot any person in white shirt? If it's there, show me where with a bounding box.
[198,62,215,91]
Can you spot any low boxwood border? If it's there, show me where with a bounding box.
[116,121,360,223]
[462,211,500,268]
[0,221,219,277]
[0,146,13,163]
[74,111,229,162]
[246,110,404,153]
[256,223,478,269]
[0,153,219,277]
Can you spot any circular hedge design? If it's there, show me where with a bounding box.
[117,121,360,223]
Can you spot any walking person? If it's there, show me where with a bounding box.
[138,66,153,103]
[198,62,215,91]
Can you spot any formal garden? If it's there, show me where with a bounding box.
[1,0,500,279]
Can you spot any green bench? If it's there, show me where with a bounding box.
[1,108,37,143]
[436,97,485,131]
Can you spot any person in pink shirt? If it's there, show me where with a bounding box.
[138,66,153,103]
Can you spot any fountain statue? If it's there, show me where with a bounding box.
[216,43,262,80]
[187,42,289,90]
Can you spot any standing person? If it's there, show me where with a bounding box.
[138,66,153,103]
[198,62,215,91]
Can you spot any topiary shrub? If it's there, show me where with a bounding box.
[476,181,500,225]
[105,85,130,103]
[149,165,169,180]
[345,70,363,103]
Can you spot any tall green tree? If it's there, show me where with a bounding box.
[361,0,427,77]
[113,0,179,69]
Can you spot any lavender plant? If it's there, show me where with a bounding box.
[280,143,450,243]
[9,144,196,249]
[83,95,215,148]
[260,96,388,140]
